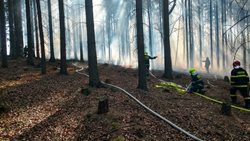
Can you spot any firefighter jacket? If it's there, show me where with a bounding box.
[191,72,204,89]
[230,67,249,88]
[144,55,156,66]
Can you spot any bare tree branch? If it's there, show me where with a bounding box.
[223,14,250,35]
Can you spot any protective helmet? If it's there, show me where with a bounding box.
[233,60,240,67]
[189,68,196,74]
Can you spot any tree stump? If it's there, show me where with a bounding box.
[224,76,230,82]
[0,104,9,114]
[97,97,109,114]
[221,102,231,116]
[81,88,90,96]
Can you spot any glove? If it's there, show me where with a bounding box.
[154,56,157,59]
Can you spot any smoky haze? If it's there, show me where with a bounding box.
[9,0,250,76]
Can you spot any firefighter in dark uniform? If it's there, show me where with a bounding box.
[144,52,157,76]
[187,68,204,94]
[230,60,250,108]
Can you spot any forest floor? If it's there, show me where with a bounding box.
[0,58,249,141]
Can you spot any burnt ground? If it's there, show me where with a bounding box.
[0,58,249,141]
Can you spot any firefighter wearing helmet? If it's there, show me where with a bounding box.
[144,52,157,76]
[230,60,250,108]
[187,68,204,94]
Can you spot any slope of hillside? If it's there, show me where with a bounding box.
[0,59,249,141]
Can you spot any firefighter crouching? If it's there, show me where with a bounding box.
[187,68,205,94]
[230,60,250,108]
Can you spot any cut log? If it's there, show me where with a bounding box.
[97,97,109,114]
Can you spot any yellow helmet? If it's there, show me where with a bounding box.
[189,68,196,74]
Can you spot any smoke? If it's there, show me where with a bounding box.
[13,0,249,77]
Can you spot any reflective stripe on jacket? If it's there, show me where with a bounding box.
[230,68,249,88]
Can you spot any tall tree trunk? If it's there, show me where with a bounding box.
[79,7,84,62]
[163,0,173,78]
[209,0,213,67]
[65,3,71,59]
[25,0,35,65]
[158,0,164,63]
[242,11,247,69]
[79,24,84,62]
[188,0,194,67]
[136,0,147,90]
[185,0,189,68]
[58,0,67,75]
[36,0,46,74]
[182,0,186,65]
[107,20,111,61]
[30,0,35,58]
[33,0,39,58]
[248,14,250,73]
[48,0,55,62]
[221,0,225,69]
[14,0,24,57]
[229,2,232,64]
[0,0,7,68]
[215,0,220,68]
[147,0,153,55]
[85,0,101,87]
[8,0,16,59]
[242,32,246,69]
[73,17,77,60]
[198,0,203,67]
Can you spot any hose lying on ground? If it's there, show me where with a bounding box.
[72,63,204,141]
[150,70,250,113]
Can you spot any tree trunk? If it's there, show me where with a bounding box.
[188,0,194,67]
[198,0,203,67]
[79,7,84,62]
[215,0,220,68]
[85,0,101,87]
[48,0,55,62]
[14,0,24,57]
[163,0,173,79]
[147,0,153,55]
[185,0,189,68]
[58,0,68,75]
[33,0,40,58]
[182,0,186,65]
[221,0,225,69]
[30,0,35,58]
[242,33,246,69]
[8,0,16,59]
[136,0,147,90]
[209,0,213,67]
[36,0,46,74]
[0,0,7,68]
[248,15,250,73]
[25,0,35,65]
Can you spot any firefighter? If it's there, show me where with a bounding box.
[202,57,210,74]
[187,68,204,94]
[144,52,157,76]
[230,60,250,108]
